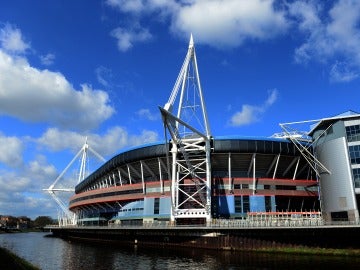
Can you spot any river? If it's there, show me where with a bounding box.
[0,232,359,269]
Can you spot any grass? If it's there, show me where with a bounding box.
[0,246,40,270]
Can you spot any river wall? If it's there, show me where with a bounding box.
[48,225,360,251]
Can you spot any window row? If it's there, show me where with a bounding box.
[234,196,272,213]
[346,125,360,142]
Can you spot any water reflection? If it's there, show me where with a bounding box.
[0,232,359,270]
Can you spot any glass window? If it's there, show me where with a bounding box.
[154,198,160,214]
[349,145,360,164]
[346,125,360,142]
[243,196,250,213]
[265,196,272,212]
[353,168,360,188]
[234,196,242,213]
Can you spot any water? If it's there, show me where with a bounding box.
[0,232,359,270]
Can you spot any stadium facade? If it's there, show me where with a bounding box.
[70,136,321,226]
[67,36,360,227]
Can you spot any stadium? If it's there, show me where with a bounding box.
[63,36,360,228]
[69,136,319,226]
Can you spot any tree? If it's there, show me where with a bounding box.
[33,216,54,228]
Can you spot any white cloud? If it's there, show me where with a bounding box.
[27,156,57,183]
[24,159,58,198]
[229,104,261,126]
[0,152,71,218]
[0,133,24,167]
[0,50,114,130]
[329,61,359,83]
[0,154,57,193]
[265,88,278,106]
[0,172,30,193]
[171,0,287,48]
[40,53,55,66]
[111,26,152,52]
[288,1,333,64]
[105,1,360,83]
[95,66,113,88]
[0,23,107,218]
[37,126,159,157]
[136,108,158,121]
[37,128,94,153]
[0,24,114,130]
[0,23,30,53]
[106,0,287,49]
[0,185,57,218]
[0,23,160,219]
[106,0,145,13]
[229,89,278,126]
[288,1,321,32]
[0,173,42,218]
[289,0,360,82]
[106,0,175,16]
[33,126,158,200]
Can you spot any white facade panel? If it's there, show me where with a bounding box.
[344,119,360,126]
[317,137,357,213]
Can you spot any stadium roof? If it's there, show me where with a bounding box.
[75,136,302,193]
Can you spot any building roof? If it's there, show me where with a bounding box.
[75,136,301,193]
[308,110,360,136]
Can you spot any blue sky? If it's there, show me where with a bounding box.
[1,0,360,219]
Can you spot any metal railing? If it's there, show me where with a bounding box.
[47,212,360,229]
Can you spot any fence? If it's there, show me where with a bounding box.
[50,211,360,229]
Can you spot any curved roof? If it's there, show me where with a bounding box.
[213,136,298,155]
[75,136,299,193]
[75,142,166,192]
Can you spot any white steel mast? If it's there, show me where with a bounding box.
[44,138,106,225]
[160,34,212,224]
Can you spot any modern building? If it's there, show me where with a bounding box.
[57,36,360,227]
[308,111,360,223]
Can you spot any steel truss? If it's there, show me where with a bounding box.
[160,35,212,223]
[44,138,105,225]
[278,121,331,178]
